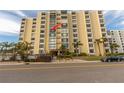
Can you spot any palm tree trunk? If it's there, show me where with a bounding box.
[97,43,101,56]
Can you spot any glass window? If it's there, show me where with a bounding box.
[40,39,44,43]
[40,34,44,37]
[88,34,92,37]
[89,44,93,47]
[41,25,45,28]
[87,29,91,32]
[89,49,94,53]
[61,10,67,14]
[88,39,92,42]
[62,38,68,42]
[41,21,45,24]
[31,38,35,40]
[73,34,78,37]
[61,16,67,19]
[40,44,44,48]
[73,29,77,32]
[73,24,77,28]
[86,24,91,27]
[40,30,45,33]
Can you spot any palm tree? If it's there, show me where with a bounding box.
[95,39,103,56]
[72,41,83,56]
[0,42,4,60]
[16,41,32,61]
[101,37,108,55]
[110,43,120,54]
[95,37,108,56]
[58,44,68,56]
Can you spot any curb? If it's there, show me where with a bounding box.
[0,60,100,65]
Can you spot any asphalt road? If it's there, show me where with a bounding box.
[0,62,124,83]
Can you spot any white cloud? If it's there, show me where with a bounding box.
[0,18,20,35]
[6,10,27,17]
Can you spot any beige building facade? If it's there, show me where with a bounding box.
[19,10,110,56]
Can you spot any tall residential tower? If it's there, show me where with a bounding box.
[19,10,110,56]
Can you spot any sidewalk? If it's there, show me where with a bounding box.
[0,59,100,65]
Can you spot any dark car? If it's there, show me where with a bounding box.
[101,56,124,62]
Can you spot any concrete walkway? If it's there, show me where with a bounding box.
[0,59,100,65]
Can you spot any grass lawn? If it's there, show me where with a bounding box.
[74,56,103,61]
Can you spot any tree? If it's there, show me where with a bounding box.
[0,42,4,60]
[72,41,83,56]
[110,43,120,54]
[58,44,68,55]
[95,39,103,56]
[95,37,108,56]
[16,41,32,61]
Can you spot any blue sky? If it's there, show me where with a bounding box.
[0,10,124,42]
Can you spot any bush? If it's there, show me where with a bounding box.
[78,53,88,56]
[70,52,77,56]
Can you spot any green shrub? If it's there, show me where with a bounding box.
[78,52,88,56]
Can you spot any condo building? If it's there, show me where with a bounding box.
[109,30,124,53]
[19,10,110,56]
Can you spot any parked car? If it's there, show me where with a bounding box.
[101,56,124,62]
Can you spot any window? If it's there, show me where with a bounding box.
[41,17,45,19]
[32,30,35,32]
[73,24,77,28]
[61,16,67,19]
[89,44,93,47]
[104,43,108,47]
[22,18,25,21]
[88,34,92,37]
[21,26,24,28]
[74,39,78,42]
[39,44,44,48]
[62,38,68,42]
[102,33,106,37]
[33,18,36,21]
[40,30,45,33]
[73,34,78,37]
[73,29,77,32]
[100,24,104,27]
[89,49,94,53]
[41,25,45,28]
[20,30,24,32]
[40,39,44,43]
[72,20,76,23]
[41,21,45,24]
[42,12,46,15]
[62,33,68,37]
[88,39,92,42]
[19,38,23,40]
[87,29,91,32]
[86,20,90,23]
[40,34,44,37]
[50,33,56,37]
[62,23,68,28]
[32,26,36,28]
[99,19,104,23]
[99,15,103,18]
[85,11,89,14]
[101,28,105,32]
[72,12,76,15]
[86,24,91,27]
[85,16,89,19]
[72,16,76,19]
[61,10,67,14]
[33,22,36,24]
[31,38,35,40]
[21,22,25,24]
[98,11,102,14]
